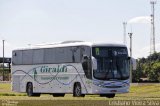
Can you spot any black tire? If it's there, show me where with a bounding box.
[100,94,107,97]
[26,83,40,97]
[26,83,34,97]
[106,94,115,98]
[34,93,41,97]
[73,83,85,97]
[53,93,65,97]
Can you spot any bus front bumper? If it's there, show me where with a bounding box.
[92,84,130,94]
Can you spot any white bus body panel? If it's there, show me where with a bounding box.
[12,63,92,94]
[12,63,129,94]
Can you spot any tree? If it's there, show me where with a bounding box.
[148,62,160,82]
[134,52,160,82]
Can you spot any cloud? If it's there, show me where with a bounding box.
[128,16,151,24]
[135,43,160,58]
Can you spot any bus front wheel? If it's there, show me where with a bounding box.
[73,83,85,97]
[106,94,115,98]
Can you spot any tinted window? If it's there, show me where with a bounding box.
[22,50,33,64]
[33,49,44,64]
[12,46,83,65]
[12,50,23,65]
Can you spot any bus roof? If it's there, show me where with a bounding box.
[13,41,127,51]
[92,43,126,47]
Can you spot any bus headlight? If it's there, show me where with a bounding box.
[123,83,129,87]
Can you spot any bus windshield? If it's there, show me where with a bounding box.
[92,47,129,80]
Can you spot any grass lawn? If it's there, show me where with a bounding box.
[0,83,159,106]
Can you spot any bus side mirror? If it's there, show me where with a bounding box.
[128,57,137,70]
[83,55,89,60]
[131,58,137,70]
[92,56,97,70]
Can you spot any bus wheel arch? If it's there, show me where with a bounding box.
[73,82,85,97]
[26,82,34,96]
[26,82,40,97]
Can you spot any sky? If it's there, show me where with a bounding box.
[0,0,160,58]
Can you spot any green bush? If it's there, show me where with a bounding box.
[148,62,160,82]
[136,52,160,82]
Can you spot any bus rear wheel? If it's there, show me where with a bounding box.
[73,83,85,97]
[26,83,40,97]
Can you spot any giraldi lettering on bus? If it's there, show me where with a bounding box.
[40,65,67,73]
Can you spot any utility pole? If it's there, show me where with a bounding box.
[2,40,5,81]
[123,22,127,45]
[128,33,133,83]
[150,0,156,54]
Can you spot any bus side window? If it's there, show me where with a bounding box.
[71,47,81,63]
[12,51,23,65]
[22,50,33,65]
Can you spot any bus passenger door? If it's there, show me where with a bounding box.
[81,46,92,94]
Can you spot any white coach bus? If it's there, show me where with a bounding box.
[12,41,130,98]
